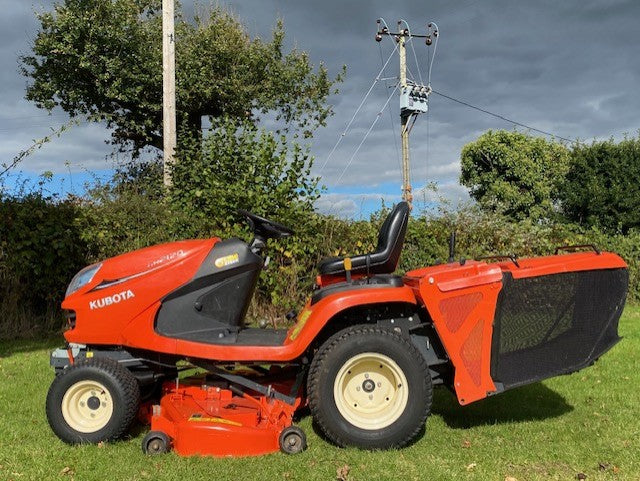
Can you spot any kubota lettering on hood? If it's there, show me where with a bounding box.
[89,290,135,310]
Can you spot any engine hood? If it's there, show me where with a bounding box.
[69,238,218,298]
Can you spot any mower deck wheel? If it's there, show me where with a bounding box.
[278,426,307,454]
[46,358,140,444]
[142,431,170,455]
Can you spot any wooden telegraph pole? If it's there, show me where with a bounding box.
[398,30,412,207]
[376,20,438,210]
[162,0,177,188]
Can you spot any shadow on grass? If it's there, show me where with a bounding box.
[432,382,573,429]
[0,335,62,357]
[307,383,571,447]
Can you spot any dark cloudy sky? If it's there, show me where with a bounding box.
[1,0,639,217]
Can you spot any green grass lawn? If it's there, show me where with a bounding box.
[1,307,639,481]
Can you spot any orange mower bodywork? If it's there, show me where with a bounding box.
[47,203,629,457]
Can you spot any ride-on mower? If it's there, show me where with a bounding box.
[46,202,629,456]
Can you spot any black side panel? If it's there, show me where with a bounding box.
[490,268,628,390]
[155,238,262,342]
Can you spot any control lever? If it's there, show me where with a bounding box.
[448,231,456,263]
[344,258,353,283]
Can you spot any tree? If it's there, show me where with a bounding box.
[560,135,640,233]
[460,130,570,221]
[20,0,343,156]
[169,116,322,237]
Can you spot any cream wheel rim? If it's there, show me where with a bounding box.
[61,380,114,433]
[333,352,409,430]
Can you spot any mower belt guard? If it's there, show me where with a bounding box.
[147,381,300,457]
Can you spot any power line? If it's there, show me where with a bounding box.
[319,42,399,174]
[426,23,439,87]
[378,43,401,173]
[431,89,574,143]
[335,82,400,185]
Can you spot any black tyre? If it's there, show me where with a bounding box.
[142,431,170,455]
[278,425,307,454]
[46,358,141,444]
[307,325,432,449]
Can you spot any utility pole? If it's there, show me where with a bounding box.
[162,0,177,188]
[398,29,412,207]
[376,20,438,210]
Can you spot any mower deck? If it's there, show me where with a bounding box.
[143,376,303,457]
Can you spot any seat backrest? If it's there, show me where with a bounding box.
[373,201,410,271]
[316,201,410,277]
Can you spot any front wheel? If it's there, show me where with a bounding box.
[46,358,141,444]
[307,325,432,449]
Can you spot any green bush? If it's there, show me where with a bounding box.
[460,130,570,221]
[560,135,640,233]
[3,178,640,340]
[0,192,87,337]
[77,163,182,261]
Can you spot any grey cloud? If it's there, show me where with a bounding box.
[1,0,639,216]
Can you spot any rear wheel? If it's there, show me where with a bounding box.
[308,325,432,449]
[46,358,140,444]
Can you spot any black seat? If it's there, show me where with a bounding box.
[318,201,410,276]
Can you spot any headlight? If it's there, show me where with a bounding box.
[66,263,102,297]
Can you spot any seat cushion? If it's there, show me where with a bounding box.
[318,254,372,275]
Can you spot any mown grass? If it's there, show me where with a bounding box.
[0,307,639,481]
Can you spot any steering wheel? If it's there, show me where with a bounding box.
[237,209,294,240]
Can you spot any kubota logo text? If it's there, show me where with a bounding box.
[89,290,135,310]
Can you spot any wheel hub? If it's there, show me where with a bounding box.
[61,380,114,433]
[148,439,163,453]
[362,379,375,393]
[333,352,409,430]
[87,396,101,410]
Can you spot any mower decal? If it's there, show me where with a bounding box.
[188,415,242,426]
[214,253,240,268]
[89,289,135,310]
[288,309,312,341]
[147,249,186,269]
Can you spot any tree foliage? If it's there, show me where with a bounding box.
[21,0,343,156]
[460,130,570,220]
[170,116,322,238]
[560,135,640,233]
